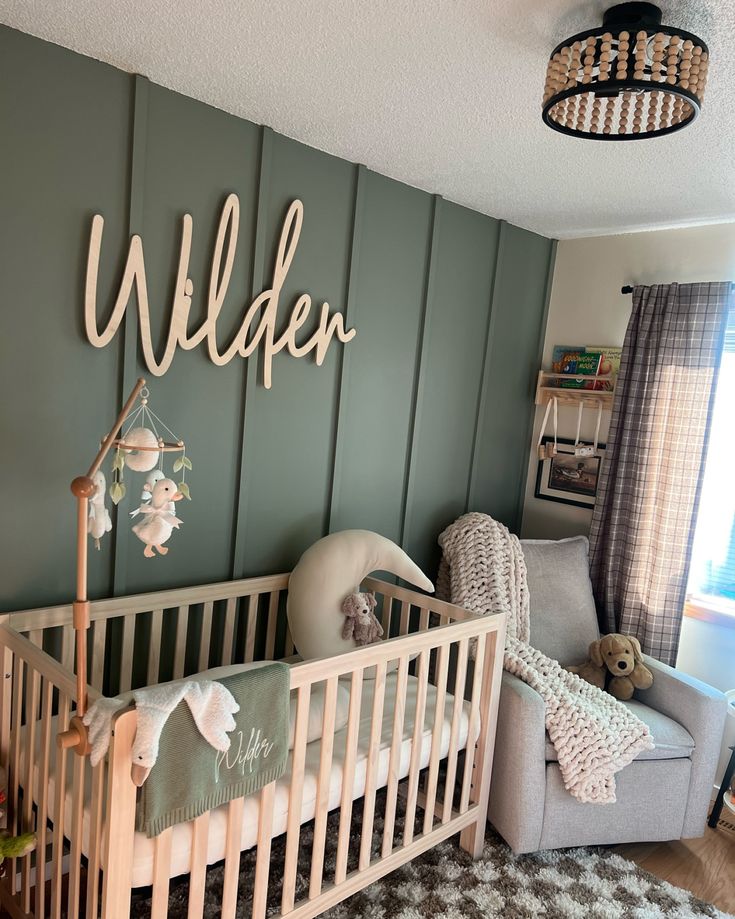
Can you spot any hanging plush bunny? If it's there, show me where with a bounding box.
[132,478,183,558]
[87,470,112,550]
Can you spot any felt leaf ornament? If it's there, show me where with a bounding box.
[112,450,125,472]
[110,481,127,505]
[177,481,191,500]
[182,456,192,471]
[172,457,184,473]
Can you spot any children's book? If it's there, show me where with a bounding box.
[550,345,620,389]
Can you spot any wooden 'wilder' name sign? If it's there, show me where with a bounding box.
[85,195,356,388]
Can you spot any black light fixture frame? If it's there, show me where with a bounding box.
[543,2,708,141]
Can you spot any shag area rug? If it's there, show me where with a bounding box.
[132,795,734,919]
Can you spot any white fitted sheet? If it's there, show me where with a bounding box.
[29,672,473,888]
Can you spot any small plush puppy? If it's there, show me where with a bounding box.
[341,591,384,646]
[568,633,653,701]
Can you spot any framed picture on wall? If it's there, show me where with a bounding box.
[534,436,606,509]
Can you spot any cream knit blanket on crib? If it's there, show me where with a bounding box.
[437,513,653,804]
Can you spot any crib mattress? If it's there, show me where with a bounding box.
[29,673,473,888]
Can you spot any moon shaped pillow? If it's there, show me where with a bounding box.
[286,530,434,663]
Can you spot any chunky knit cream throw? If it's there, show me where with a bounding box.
[438,513,654,804]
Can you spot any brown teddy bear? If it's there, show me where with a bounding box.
[340,591,384,646]
[567,633,654,701]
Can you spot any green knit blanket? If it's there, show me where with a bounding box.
[136,663,290,837]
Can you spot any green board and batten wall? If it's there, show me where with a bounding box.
[0,26,556,613]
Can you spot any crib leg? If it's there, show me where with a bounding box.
[459,628,505,861]
[459,820,485,860]
[101,708,137,918]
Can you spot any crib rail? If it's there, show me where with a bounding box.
[0,576,505,919]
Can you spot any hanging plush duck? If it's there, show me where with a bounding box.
[131,478,183,558]
[88,470,112,550]
[129,469,172,519]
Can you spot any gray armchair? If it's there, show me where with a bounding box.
[488,536,727,854]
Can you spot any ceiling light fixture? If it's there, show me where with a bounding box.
[542,2,709,140]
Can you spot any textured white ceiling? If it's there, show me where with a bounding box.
[2,0,734,238]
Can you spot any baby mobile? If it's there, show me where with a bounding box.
[61,378,193,755]
[93,385,192,558]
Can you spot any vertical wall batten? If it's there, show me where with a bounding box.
[327,164,366,534]
[400,195,442,549]
[467,220,505,514]
[231,126,273,579]
[468,220,506,515]
[112,74,149,596]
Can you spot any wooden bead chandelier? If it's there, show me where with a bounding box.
[542,2,709,140]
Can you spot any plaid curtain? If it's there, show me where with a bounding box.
[589,282,731,665]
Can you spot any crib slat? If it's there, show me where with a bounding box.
[284,627,294,658]
[460,637,487,814]
[35,679,53,919]
[28,629,43,648]
[198,601,213,671]
[359,660,387,870]
[67,752,86,919]
[92,618,107,691]
[252,781,276,919]
[382,655,409,856]
[309,676,339,898]
[173,605,188,679]
[148,609,163,684]
[0,646,13,770]
[265,591,279,661]
[245,595,258,663]
[281,683,312,914]
[418,607,430,632]
[119,614,135,693]
[187,811,210,919]
[50,694,71,919]
[335,668,363,884]
[61,625,74,672]
[221,797,244,919]
[222,598,237,666]
[9,660,23,895]
[86,760,106,919]
[381,596,392,635]
[443,638,469,823]
[423,642,449,835]
[403,649,429,846]
[150,828,173,919]
[21,666,40,911]
[399,601,410,637]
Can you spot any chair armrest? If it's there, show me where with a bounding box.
[641,655,726,731]
[640,655,727,836]
[488,670,547,853]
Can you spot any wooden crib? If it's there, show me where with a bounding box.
[0,573,506,919]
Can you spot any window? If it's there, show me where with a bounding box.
[687,305,735,616]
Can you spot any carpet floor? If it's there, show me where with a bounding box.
[132,795,734,919]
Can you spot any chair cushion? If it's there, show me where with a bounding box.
[521,536,600,666]
[544,700,695,762]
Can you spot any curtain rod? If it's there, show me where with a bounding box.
[621,283,735,294]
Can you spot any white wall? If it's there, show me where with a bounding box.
[520,222,735,771]
[522,222,735,541]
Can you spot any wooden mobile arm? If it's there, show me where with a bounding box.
[58,378,147,756]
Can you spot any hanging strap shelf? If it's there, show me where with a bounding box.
[535,371,616,409]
